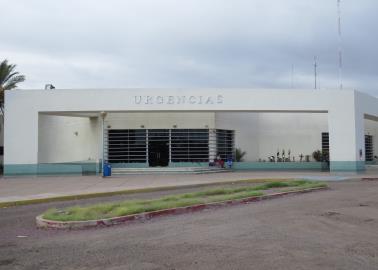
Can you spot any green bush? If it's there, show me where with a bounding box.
[235,148,246,162]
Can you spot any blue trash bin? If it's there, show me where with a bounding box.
[103,163,112,177]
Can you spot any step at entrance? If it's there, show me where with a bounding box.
[111,167,229,175]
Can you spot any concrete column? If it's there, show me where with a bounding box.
[4,110,39,175]
[209,129,217,162]
[328,107,365,172]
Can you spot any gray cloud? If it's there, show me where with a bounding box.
[1,0,377,95]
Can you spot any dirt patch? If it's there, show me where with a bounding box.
[1,180,378,270]
[0,258,15,266]
[320,206,378,227]
[321,211,341,217]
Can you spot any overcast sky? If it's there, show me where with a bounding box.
[1,0,377,95]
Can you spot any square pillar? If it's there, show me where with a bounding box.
[4,111,39,175]
[328,108,365,172]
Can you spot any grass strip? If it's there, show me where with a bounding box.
[42,180,326,222]
[1,178,293,208]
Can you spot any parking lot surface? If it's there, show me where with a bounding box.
[0,180,378,270]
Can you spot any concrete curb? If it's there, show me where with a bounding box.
[362,177,378,181]
[1,178,294,208]
[36,187,328,230]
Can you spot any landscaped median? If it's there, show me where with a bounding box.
[36,180,328,230]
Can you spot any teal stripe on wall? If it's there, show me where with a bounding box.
[4,162,99,176]
[3,161,367,175]
[232,162,325,171]
[330,161,365,172]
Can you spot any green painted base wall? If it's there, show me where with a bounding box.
[3,161,367,175]
[232,162,325,171]
[232,161,366,172]
[365,161,378,165]
[330,161,365,172]
[110,163,149,169]
[4,162,99,176]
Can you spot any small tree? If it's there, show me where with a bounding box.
[312,150,330,162]
[235,148,246,162]
[0,59,25,116]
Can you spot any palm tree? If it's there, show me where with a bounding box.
[0,59,25,115]
[235,148,246,162]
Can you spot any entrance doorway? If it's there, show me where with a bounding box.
[148,141,169,167]
[148,129,169,167]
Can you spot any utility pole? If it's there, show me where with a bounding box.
[291,64,294,89]
[337,0,343,89]
[314,56,318,89]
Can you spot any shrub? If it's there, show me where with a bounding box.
[235,148,246,162]
[312,150,322,162]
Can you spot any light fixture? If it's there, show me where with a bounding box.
[44,84,55,90]
[100,111,107,119]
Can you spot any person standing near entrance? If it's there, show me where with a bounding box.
[226,155,233,168]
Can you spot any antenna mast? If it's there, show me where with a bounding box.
[337,0,343,89]
[291,64,294,89]
[314,56,318,89]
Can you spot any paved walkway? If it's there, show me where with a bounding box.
[1,169,378,203]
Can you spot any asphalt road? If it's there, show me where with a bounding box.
[1,180,378,270]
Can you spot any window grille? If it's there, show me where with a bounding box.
[216,129,235,160]
[321,132,329,154]
[365,135,373,161]
[105,128,234,164]
[106,129,147,163]
[171,129,209,162]
[147,129,169,142]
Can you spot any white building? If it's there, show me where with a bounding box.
[4,88,378,175]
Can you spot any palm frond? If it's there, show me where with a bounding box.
[235,148,247,162]
[0,60,16,80]
[3,75,25,90]
[0,59,25,112]
[3,71,19,85]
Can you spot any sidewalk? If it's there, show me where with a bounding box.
[1,170,377,205]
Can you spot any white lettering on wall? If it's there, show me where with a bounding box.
[217,95,223,104]
[135,96,142,104]
[189,96,196,104]
[205,96,214,104]
[156,96,164,104]
[145,96,153,104]
[168,96,175,104]
[133,95,224,105]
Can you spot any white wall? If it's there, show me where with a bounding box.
[105,112,216,129]
[257,113,328,162]
[19,113,378,163]
[34,112,378,165]
[215,112,328,162]
[38,115,100,163]
[38,112,329,163]
[215,112,259,161]
[38,112,215,164]
[5,88,378,171]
